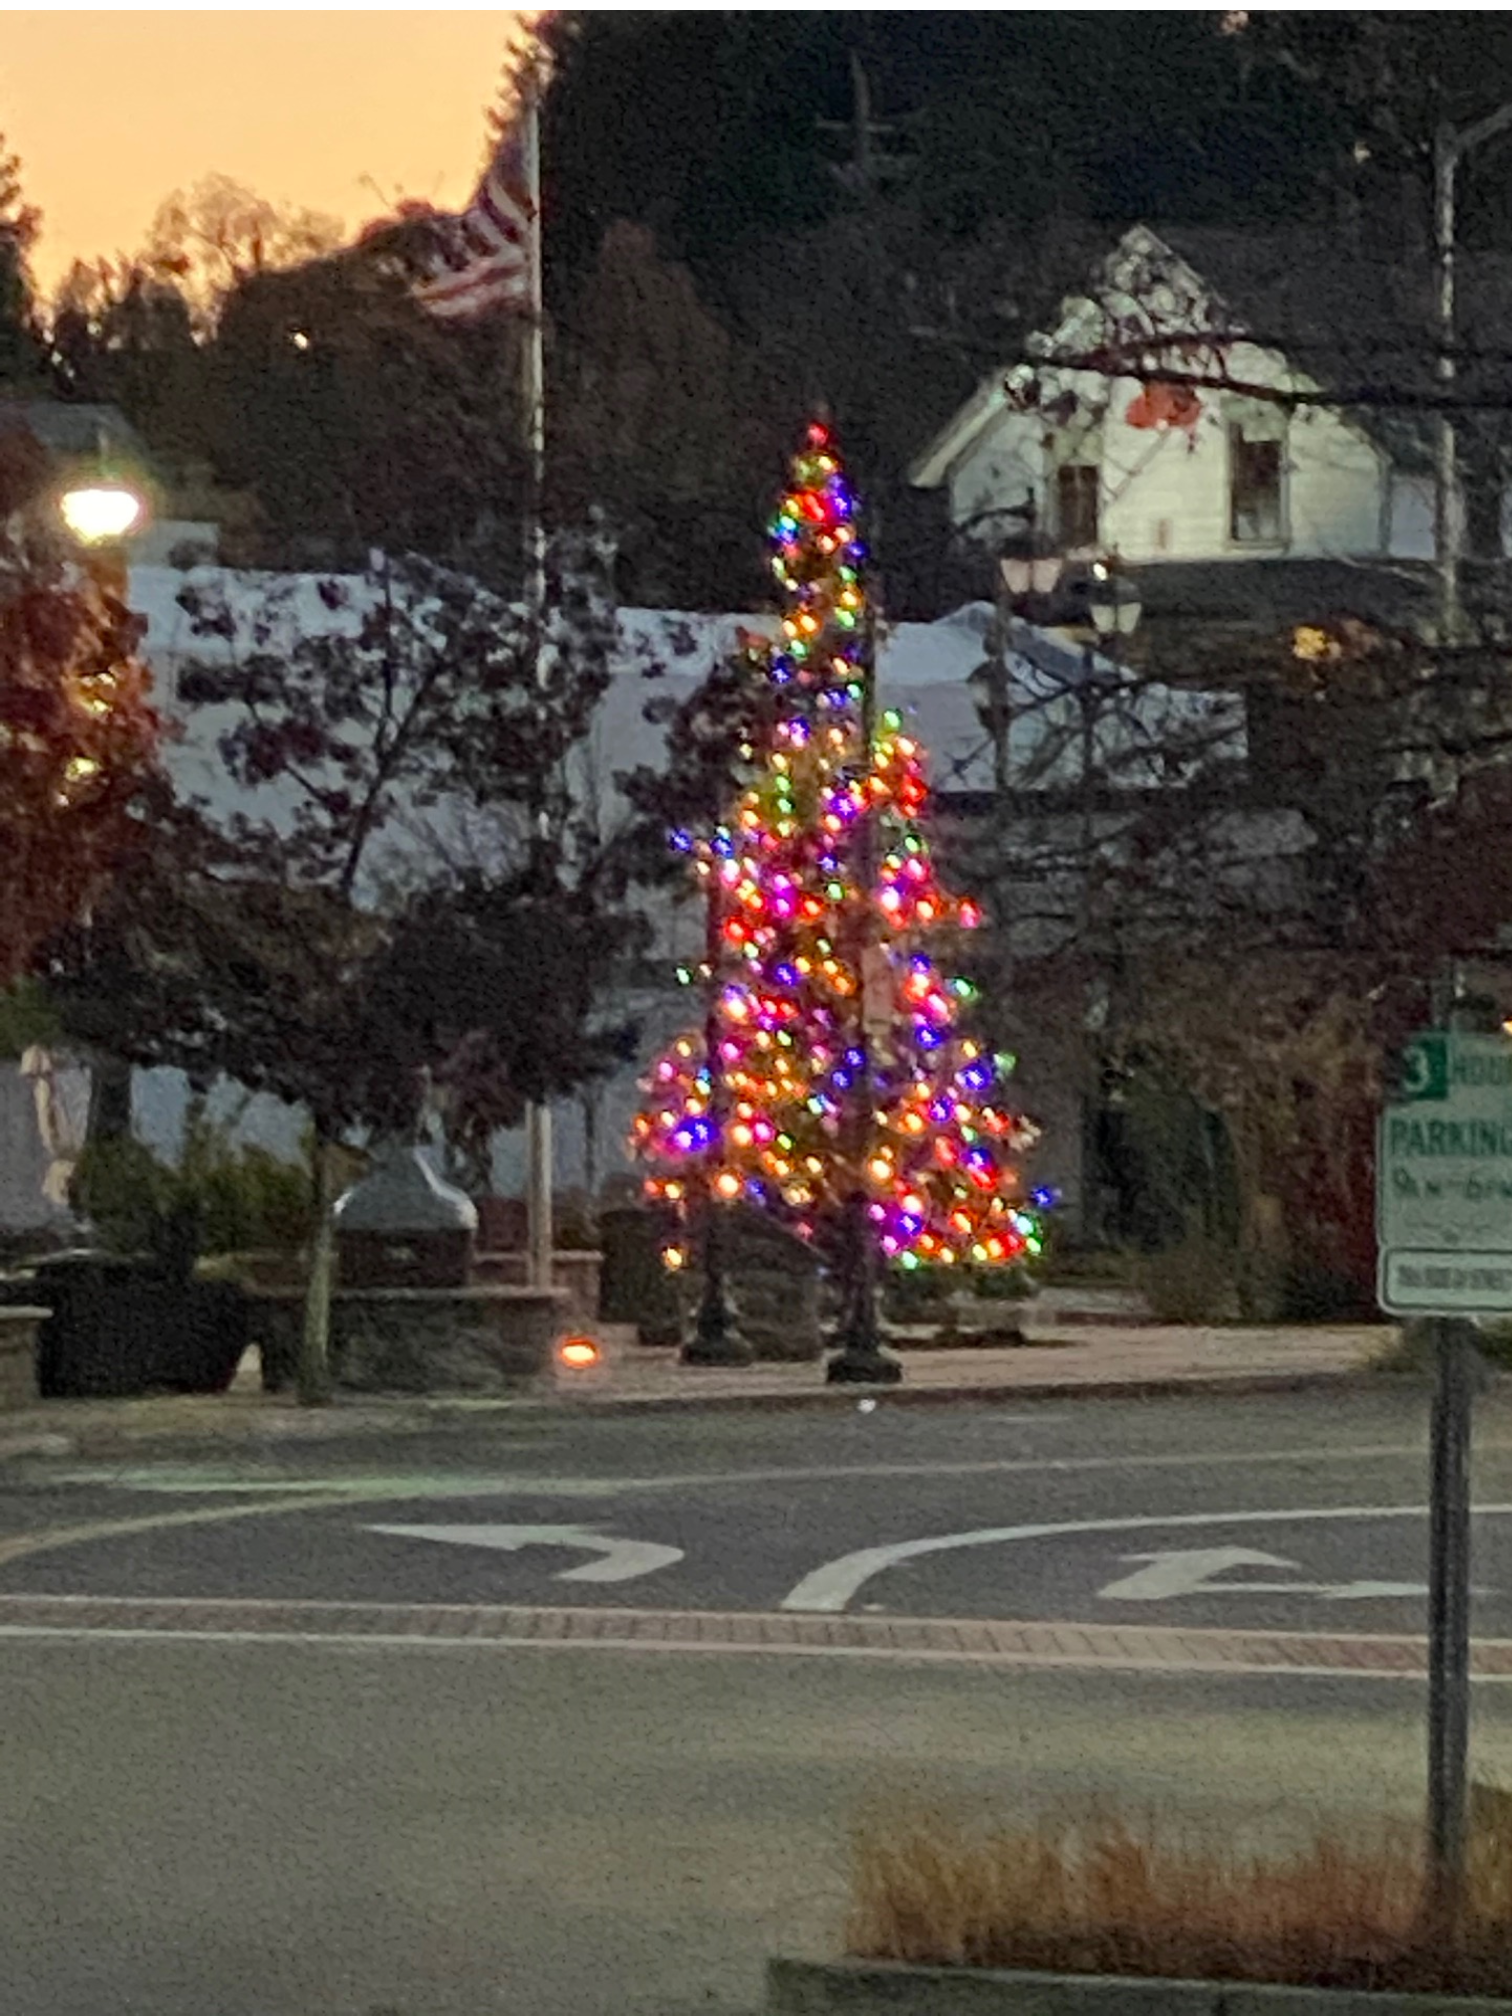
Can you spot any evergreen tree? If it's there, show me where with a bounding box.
[632,423,1042,1289]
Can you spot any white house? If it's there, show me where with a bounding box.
[910,223,1493,576]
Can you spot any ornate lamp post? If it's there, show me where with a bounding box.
[825,595,903,1387]
[56,447,149,1145]
[1076,563,1141,1248]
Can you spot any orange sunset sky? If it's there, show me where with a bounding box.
[5,12,515,293]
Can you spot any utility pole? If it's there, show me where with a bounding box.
[816,50,914,195]
[1432,102,1512,647]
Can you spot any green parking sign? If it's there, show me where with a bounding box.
[1378,1029,1512,1313]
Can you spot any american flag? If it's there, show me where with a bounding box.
[416,123,535,321]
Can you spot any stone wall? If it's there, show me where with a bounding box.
[0,1308,43,1410]
[471,1251,602,1327]
[246,1285,570,1395]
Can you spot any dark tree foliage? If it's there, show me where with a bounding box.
[1239,13,1512,246]
[208,236,528,576]
[540,13,845,302]
[615,633,784,892]
[41,532,638,1145]
[0,430,166,988]
[551,221,787,609]
[49,261,212,484]
[0,130,45,389]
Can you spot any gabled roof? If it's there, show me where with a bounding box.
[910,221,1512,491]
[910,225,1233,491]
[911,374,1012,492]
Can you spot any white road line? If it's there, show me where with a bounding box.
[43,1439,1492,1504]
[781,1502,1512,1614]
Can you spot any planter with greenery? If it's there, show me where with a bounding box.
[8,1113,313,1398]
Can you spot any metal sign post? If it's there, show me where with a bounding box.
[1426,1314,1475,1934]
[1378,1024,1511,1935]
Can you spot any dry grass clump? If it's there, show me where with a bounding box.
[847,1804,1512,1996]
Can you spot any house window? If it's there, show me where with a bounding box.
[1056,463,1100,551]
[1229,426,1284,544]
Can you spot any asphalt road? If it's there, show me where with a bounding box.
[3,1385,1511,1633]
[4,1386,1512,2016]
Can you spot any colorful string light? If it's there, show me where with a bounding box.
[632,422,1041,1275]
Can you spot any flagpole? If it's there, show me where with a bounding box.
[521,53,553,1294]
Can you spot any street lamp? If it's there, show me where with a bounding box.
[54,448,149,1149]
[825,591,903,1389]
[58,482,143,547]
[57,428,148,601]
[1076,564,1141,1250]
[999,546,1065,602]
[1087,562,1142,640]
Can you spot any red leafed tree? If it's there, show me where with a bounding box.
[0,429,164,988]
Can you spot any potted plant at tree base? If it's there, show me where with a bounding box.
[767,1807,1512,2015]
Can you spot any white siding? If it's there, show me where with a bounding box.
[1283,400,1384,559]
[1390,472,1436,560]
[1101,373,1227,560]
[949,356,1387,566]
[947,412,1045,538]
[936,255,1393,565]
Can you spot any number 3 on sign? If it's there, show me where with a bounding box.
[1396,1034,1449,1103]
[1401,1043,1433,1098]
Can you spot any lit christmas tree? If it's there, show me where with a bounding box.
[632,422,1041,1377]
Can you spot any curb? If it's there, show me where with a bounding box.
[764,1958,1503,2016]
[0,1366,1380,1462]
[555,1367,1379,1416]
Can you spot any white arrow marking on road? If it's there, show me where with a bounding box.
[1098,1548,1304,1601]
[1097,1550,1472,1603]
[367,1524,683,1584]
[1324,1581,1439,1600]
[781,1502,1512,1614]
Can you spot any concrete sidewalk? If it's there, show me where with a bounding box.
[0,1317,1392,1462]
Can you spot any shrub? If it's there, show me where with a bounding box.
[69,1136,176,1259]
[198,1143,313,1254]
[847,1803,1512,1995]
[884,1262,1038,1323]
[1136,1237,1238,1324]
[70,1117,312,1264]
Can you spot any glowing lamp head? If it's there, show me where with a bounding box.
[558,1336,601,1370]
[59,482,144,545]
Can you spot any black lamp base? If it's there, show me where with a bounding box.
[824,1343,904,1386]
[680,1297,754,1367]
